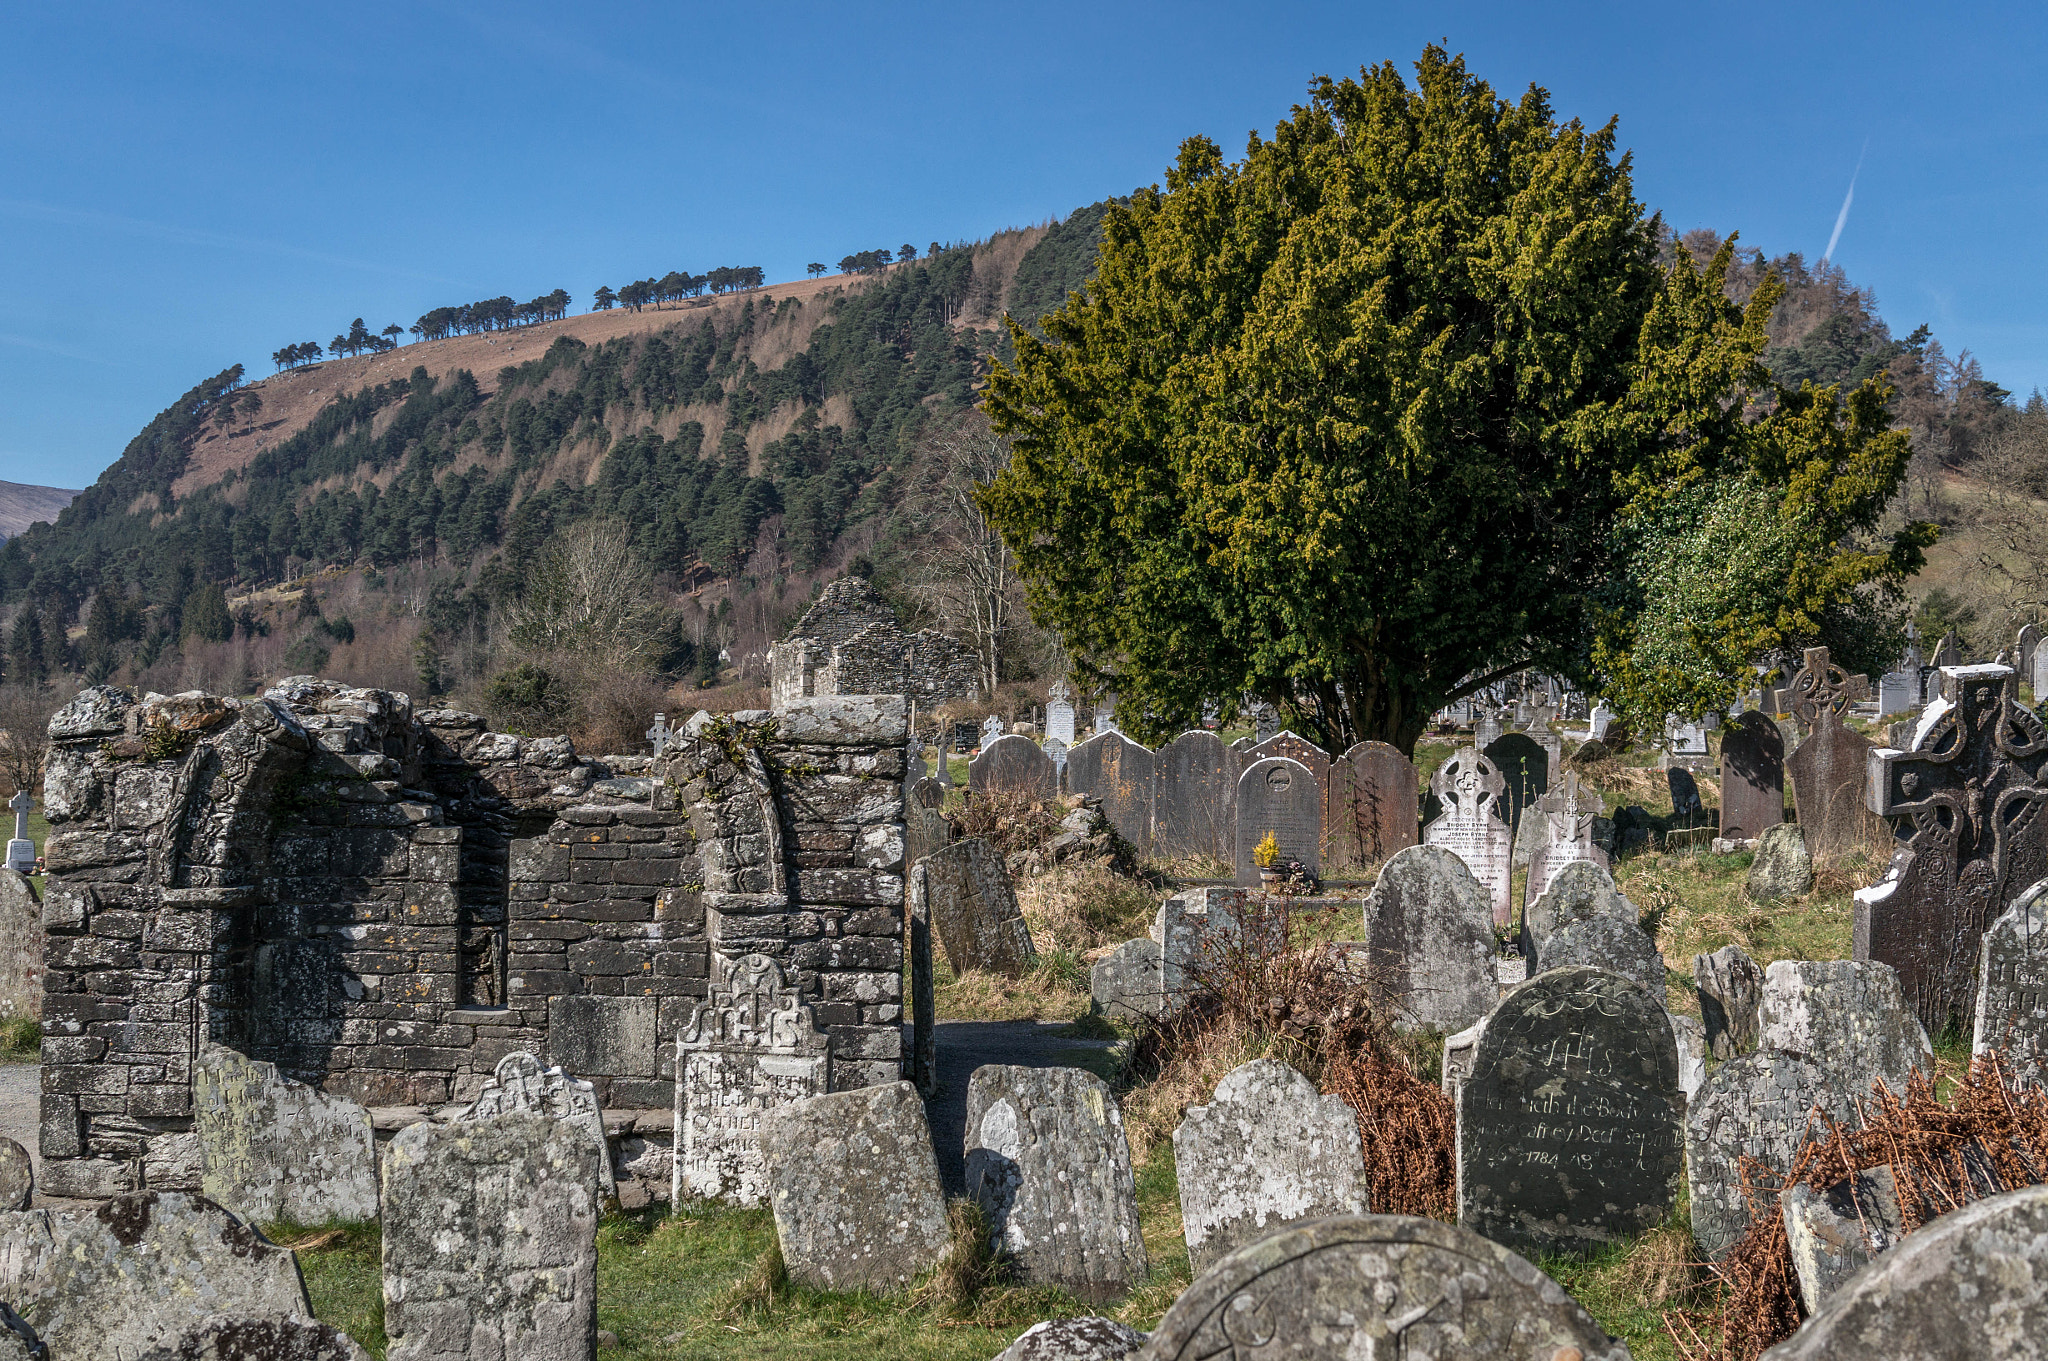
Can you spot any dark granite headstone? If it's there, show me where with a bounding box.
[1234,757,1321,886]
[1787,709,1874,860]
[1324,741,1419,871]
[1667,767,1705,824]
[1153,730,1236,862]
[1457,965,1684,1255]
[1685,1050,1855,1259]
[1481,731,1548,846]
[969,733,1057,800]
[1859,664,2048,1033]
[1720,711,1786,841]
[1974,880,2048,1085]
[1065,733,1157,855]
[1139,1215,1629,1361]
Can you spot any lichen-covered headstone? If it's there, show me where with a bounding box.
[1781,1167,1903,1315]
[1457,966,1684,1254]
[0,1192,312,1361]
[460,1050,614,1198]
[1542,912,1666,994]
[0,870,39,1020]
[912,838,1035,979]
[969,734,1057,800]
[1234,757,1321,886]
[964,1065,1147,1301]
[1686,1051,1856,1259]
[760,1081,949,1293]
[1172,1060,1367,1272]
[1422,747,1512,925]
[1696,942,1764,1059]
[1089,938,1164,1021]
[1747,823,1814,900]
[1758,959,1932,1096]
[1355,845,1495,1032]
[1140,1215,1629,1361]
[0,1307,34,1361]
[1324,741,1418,872]
[993,1317,1147,1361]
[1720,711,1785,841]
[1974,879,2048,1084]
[1154,730,1235,862]
[1760,1182,2048,1360]
[0,1139,28,1212]
[138,1317,372,1361]
[381,1111,598,1361]
[193,1046,379,1225]
[1522,859,1636,966]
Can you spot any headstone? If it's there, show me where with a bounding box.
[1860,663,2048,1033]
[2036,645,2048,706]
[1045,680,1077,745]
[1929,628,1961,670]
[949,720,978,754]
[1234,757,1321,886]
[1670,1012,1708,1100]
[1245,730,1332,793]
[912,838,1035,978]
[0,1139,27,1211]
[1667,767,1704,823]
[964,1065,1147,1301]
[138,1318,371,1361]
[1696,943,1764,1059]
[1542,911,1666,994]
[1781,1166,1904,1315]
[645,712,672,756]
[1685,1051,1856,1259]
[759,1081,949,1293]
[1748,823,1814,899]
[904,776,952,871]
[1065,732,1156,855]
[1785,645,1854,734]
[1759,959,1933,1096]
[993,1318,1148,1361]
[460,1049,614,1197]
[1787,707,1874,861]
[0,871,39,1019]
[969,733,1058,800]
[981,714,1006,749]
[1157,888,1275,1005]
[1246,699,1280,743]
[4,792,31,874]
[933,734,954,787]
[1666,720,1709,769]
[1877,670,1917,717]
[1475,708,1504,748]
[1720,711,1785,840]
[1587,699,1614,740]
[2024,623,2046,686]
[1090,938,1164,1020]
[675,951,831,1205]
[1153,730,1235,862]
[1456,966,1684,1254]
[1522,859,1635,967]
[1356,845,1496,1032]
[1974,879,2048,1084]
[1172,1060,1367,1273]
[382,1111,598,1361]
[1421,747,1512,925]
[1141,1214,1629,1361]
[1758,1183,2048,1361]
[1481,731,1548,844]
[0,1192,312,1360]
[1525,771,1609,904]
[193,1046,380,1224]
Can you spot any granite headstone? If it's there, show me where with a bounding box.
[1356,845,1496,1033]
[1234,757,1321,886]
[1066,732,1157,856]
[1153,730,1235,862]
[1323,741,1420,872]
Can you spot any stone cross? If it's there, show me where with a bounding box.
[645,712,672,756]
[7,790,27,843]
[1860,663,2048,1032]
[1786,645,1852,734]
[1423,747,1512,924]
[980,714,1006,749]
[4,791,30,874]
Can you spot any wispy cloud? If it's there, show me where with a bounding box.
[1821,140,1869,265]
[0,331,112,365]
[0,199,464,286]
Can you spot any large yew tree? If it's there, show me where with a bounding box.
[981,48,1928,754]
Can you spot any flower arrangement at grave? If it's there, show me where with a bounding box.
[1252,831,1280,869]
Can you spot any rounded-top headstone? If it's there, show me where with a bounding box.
[994,1317,1147,1361]
[1357,845,1496,1032]
[1234,757,1320,886]
[1139,1214,1629,1361]
[1541,913,1666,995]
[1326,741,1421,871]
[1457,966,1683,1255]
[1522,859,1635,965]
[1685,1049,1856,1260]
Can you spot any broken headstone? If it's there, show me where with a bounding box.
[1747,823,1814,900]
[1758,959,1933,1097]
[1696,943,1764,1060]
[193,1046,379,1225]
[912,838,1036,979]
[1686,1051,1856,1259]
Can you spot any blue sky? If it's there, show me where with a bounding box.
[4,1,2044,489]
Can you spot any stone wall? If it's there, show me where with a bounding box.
[769,577,980,711]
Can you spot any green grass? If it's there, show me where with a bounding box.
[0,1018,40,1063]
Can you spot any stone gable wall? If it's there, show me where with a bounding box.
[769,577,980,710]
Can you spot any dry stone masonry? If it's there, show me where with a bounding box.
[769,577,979,710]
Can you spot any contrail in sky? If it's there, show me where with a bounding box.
[1822,141,1869,265]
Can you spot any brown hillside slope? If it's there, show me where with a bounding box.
[0,480,80,539]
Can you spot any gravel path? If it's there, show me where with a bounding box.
[926,1020,1119,1194]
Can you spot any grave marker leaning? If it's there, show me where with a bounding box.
[1758,959,1933,1096]
[1685,1050,1856,1259]
[1422,747,1513,925]
[1696,943,1764,1059]
[193,1046,380,1224]
[1233,757,1321,886]
[911,837,1036,978]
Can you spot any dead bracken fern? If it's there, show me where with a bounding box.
[1667,1052,2048,1361]
[1322,1015,1458,1220]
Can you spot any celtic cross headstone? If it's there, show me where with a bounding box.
[4,790,31,874]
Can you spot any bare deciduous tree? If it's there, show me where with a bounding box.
[0,684,62,797]
[502,519,673,672]
[1972,415,2048,636]
[906,415,1030,695]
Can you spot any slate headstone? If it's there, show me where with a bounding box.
[0,871,38,1020]
[1685,1051,1856,1259]
[1759,959,1933,1096]
[1973,879,2048,1084]
[970,734,1058,800]
[1759,1183,2048,1361]
[1859,663,2048,1033]
[1788,709,1875,862]
[1781,1166,1904,1315]
[1041,735,1068,783]
[1667,767,1704,824]
[1090,938,1164,1021]
[1421,746,1512,925]
[1233,757,1321,886]
[138,1318,371,1361]
[1356,845,1496,1032]
[965,1065,1147,1301]
[1139,1215,1629,1361]
[1457,966,1684,1254]
[760,1081,949,1293]
[1542,911,1666,994]
[1172,1059,1367,1272]
[1696,943,1764,1060]
[1785,645,1854,733]
[1522,859,1636,967]
[1244,730,1331,793]
[193,1046,380,1225]
[1065,732,1156,855]
[1153,730,1235,862]
[382,1111,598,1361]
[912,837,1035,978]
[1324,741,1419,872]
[1481,731,1549,845]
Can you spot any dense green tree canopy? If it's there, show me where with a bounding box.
[982,48,1928,752]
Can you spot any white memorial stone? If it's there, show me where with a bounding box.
[1045,681,1076,746]
[1525,770,1610,905]
[1422,746,1512,925]
[4,792,30,875]
[461,1051,614,1197]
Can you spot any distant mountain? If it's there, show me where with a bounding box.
[0,480,79,540]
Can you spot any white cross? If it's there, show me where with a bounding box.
[646,713,671,755]
[7,790,28,843]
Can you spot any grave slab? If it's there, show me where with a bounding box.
[1356,845,1496,1032]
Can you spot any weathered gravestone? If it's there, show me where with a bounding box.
[1475,707,1505,748]
[1156,888,1278,1007]
[1974,879,2048,1084]
[2036,645,2048,707]
[675,951,831,1205]
[0,1192,312,1361]
[1234,757,1321,886]
[1749,823,1815,899]
[1356,845,1495,1033]
[1045,680,1077,746]
[139,1318,372,1361]
[1041,735,1068,782]
[904,775,952,871]
[1696,943,1765,1059]
[981,714,1006,749]
[1522,859,1635,969]
[382,1111,598,1361]
[1720,712,1786,842]
[1782,646,1876,860]
[1141,1215,1630,1361]
[994,1318,1146,1361]
[1781,1166,1904,1315]
[1759,959,1933,1096]
[1422,747,1512,925]
[1667,767,1705,824]
[2023,623,2045,688]
[0,1140,28,1212]
[1685,1051,1856,1259]
[193,1046,379,1224]
[1524,771,1609,905]
[1670,1012,1708,1100]
[1090,938,1164,1021]
[1665,719,1710,770]
[965,1065,1147,1301]
[760,1081,949,1292]
[1245,730,1331,795]
[4,791,31,875]
[1859,663,2048,1034]
[1929,628,1962,670]
[970,734,1058,800]
[1542,911,1666,994]
[1066,732,1156,856]
[0,871,37,1020]
[1152,730,1235,862]
[911,838,1035,979]
[1760,1182,2048,1361]
[461,1049,614,1197]
[1324,741,1419,872]
[1172,1060,1367,1273]
[1481,732,1548,848]
[1456,966,1684,1255]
